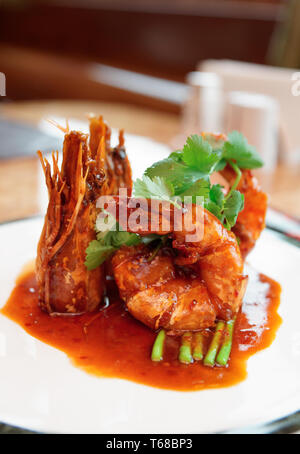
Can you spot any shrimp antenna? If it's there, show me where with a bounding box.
[46,118,70,134]
[118,129,125,147]
[96,135,106,170]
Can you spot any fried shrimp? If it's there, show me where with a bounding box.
[201,132,267,258]
[221,165,267,258]
[36,117,132,314]
[111,198,248,333]
[89,116,132,196]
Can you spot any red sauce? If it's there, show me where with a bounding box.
[1,266,281,391]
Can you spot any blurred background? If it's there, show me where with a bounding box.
[0,0,299,236]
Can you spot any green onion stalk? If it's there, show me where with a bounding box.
[179,332,193,364]
[203,321,225,367]
[216,317,236,366]
[193,332,204,361]
[151,329,166,362]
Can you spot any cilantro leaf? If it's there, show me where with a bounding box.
[85,241,116,270]
[95,210,117,241]
[203,184,225,223]
[223,131,264,169]
[205,184,244,229]
[85,212,161,270]
[102,229,141,249]
[178,178,210,204]
[144,158,205,195]
[209,184,224,207]
[86,127,259,271]
[182,135,222,174]
[144,157,181,182]
[223,190,245,229]
[169,150,184,162]
[205,201,223,222]
[134,175,175,201]
[114,231,141,248]
[86,210,142,270]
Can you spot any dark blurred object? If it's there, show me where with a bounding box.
[0,44,184,114]
[0,119,61,159]
[268,0,300,68]
[0,422,36,434]
[0,0,285,107]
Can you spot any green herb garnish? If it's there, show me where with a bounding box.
[85,227,141,271]
[85,131,263,269]
[182,135,222,174]
[223,131,264,169]
[139,131,262,230]
[134,175,181,209]
[85,212,159,270]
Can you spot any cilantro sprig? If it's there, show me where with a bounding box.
[136,131,262,230]
[85,131,263,269]
[85,225,141,271]
[85,212,161,270]
[182,135,222,174]
[134,175,181,209]
[223,131,264,169]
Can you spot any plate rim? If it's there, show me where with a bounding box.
[0,214,299,435]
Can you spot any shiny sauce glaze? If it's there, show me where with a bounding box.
[1,266,281,391]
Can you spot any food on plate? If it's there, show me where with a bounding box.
[220,164,267,258]
[111,198,247,333]
[36,116,132,314]
[85,130,269,366]
[2,118,281,391]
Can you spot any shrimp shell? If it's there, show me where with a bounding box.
[36,117,132,314]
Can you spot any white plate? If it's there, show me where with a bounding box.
[0,133,300,434]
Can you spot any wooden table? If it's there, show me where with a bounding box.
[0,100,299,223]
